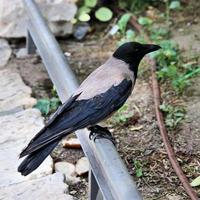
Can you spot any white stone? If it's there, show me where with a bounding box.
[167,194,182,200]
[0,69,36,113]
[0,0,77,38]
[0,109,53,187]
[55,161,80,184]
[16,48,27,59]
[0,109,43,144]
[0,173,75,200]
[0,146,53,187]
[75,157,89,176]
[0,39,12,67]
[62,138,81,148]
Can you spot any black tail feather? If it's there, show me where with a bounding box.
[18,140,59,176]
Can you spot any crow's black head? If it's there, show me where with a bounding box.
[113,42,161,76]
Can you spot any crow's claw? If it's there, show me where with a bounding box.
[88,125,115,145]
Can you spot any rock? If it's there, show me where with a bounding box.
[0,109,53,187]
[55,162,80,184]
[0,146,53,187]
[69,190,77,195]
[44,3,77,37]
[75,157,89,176]
[0,109,43,144]
[0,69,36,113]
[0,39,12,67]
[0,173,75,200]
[73,23,90,40]
[166,194,182,200]
[0,0,77,38]
[16,48,27,59]
[62,138,81,149]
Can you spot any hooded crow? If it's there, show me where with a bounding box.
[18,42,161,176]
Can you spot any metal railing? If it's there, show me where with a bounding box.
[23,1,142,199]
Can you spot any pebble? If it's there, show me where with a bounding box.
[0,0,77,37]
[69,190,77,195]
[167,194,182,200]
[55,161,80,184]
[75,157,89,176]
[73,23,90,40]
[0,173,75,200]
[16,48,27,59]
[0,39,12,67]
[0,69,36,113]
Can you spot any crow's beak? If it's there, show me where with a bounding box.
[143,44,161,54]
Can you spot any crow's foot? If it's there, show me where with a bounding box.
[88,125,115,145]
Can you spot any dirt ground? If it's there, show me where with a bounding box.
[6,2,200,199]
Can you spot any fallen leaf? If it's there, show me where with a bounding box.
[191,176,200,187]
[130,125,143,131]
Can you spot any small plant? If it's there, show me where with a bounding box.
[169,1,181,10]
[165,0,182,26]
[112,104,134,124]
[138,16,153,26]
[118,0,151,12]
[34,97,60,116]
[150,27,169,41]
[77,0,113,22]
[159,104,185,129]
[115,2,200,132]
[152,40,200,94]
[117,13,132,35]
[134,160,143,178]
[95,7,113,22]
[172,66,200,93]
[117,29,136,46]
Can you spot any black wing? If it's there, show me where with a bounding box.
[18,79,132,175]
[20,79,132,157]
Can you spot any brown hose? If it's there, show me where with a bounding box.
[129,15,199,200]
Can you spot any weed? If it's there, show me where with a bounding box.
[34,87,61,116]
[112,104,134,124]
[172,66,200,93]
[116,1,200,131]
[134,160,143,178]
[118,0,154,13]
[77,0,113,22]
[159,104,185,129]
[152,40,200,94]
[117,13,132,35]
[34,97,60,116]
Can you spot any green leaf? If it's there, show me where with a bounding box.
[34,99,50,116]
[169,1,181,10]
[136,168,143,177]
[85,0,97,8]
[164,49,177,58]
[118,1,127,9]
[112,104,134,123]
[134,160,143,178]
[79,13,91,22]
[138,17,152,26]
[191,176,200,187]
[78,6,91,15]
[95,7,113,22]
[117,13,132,34]
[50,97,60,112]
[126,29,136,40]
